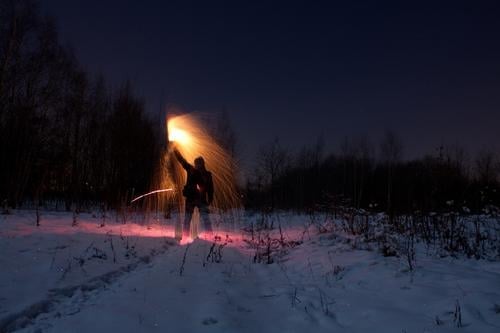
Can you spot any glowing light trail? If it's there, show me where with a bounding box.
[130,188,174,203]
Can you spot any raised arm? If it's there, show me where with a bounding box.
[173,148,192,171]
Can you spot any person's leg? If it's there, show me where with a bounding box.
[183,201,195,238]
[199,204,212,234]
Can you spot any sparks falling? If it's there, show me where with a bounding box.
[166,113,241,210]
[141,112,241,239]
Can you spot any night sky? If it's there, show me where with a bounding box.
[41,0,500,167]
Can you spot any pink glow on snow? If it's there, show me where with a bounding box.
[0,212,313,252]
[1,217,251,248]
[3,220,173,238]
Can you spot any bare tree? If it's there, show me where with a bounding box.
[340,135,373,208]
[296,135,325,169]
[0,0,73,206]
[475,150,499,186]
[256,138,290,209]
[443,144,470,179]
[380,130,403,216]
[0,1,162,209]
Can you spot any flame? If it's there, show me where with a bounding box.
[168,118,191,146]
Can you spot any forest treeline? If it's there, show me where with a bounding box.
[2,1,499,214]
[0,0,161,209]
[247,135,500,214]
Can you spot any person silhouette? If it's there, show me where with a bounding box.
[173,147,214,240]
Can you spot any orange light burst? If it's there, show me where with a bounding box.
[168,119,191,146]
[166,113,241,210]
[150,112,242,239]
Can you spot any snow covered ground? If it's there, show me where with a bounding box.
[1,210,499,332]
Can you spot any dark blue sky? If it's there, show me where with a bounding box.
[41,0,500,166]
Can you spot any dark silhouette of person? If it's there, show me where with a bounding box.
[173,147,214,239]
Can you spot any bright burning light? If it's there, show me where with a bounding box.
[168,126,191,146]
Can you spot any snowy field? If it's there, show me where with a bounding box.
[1,210,499,333]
